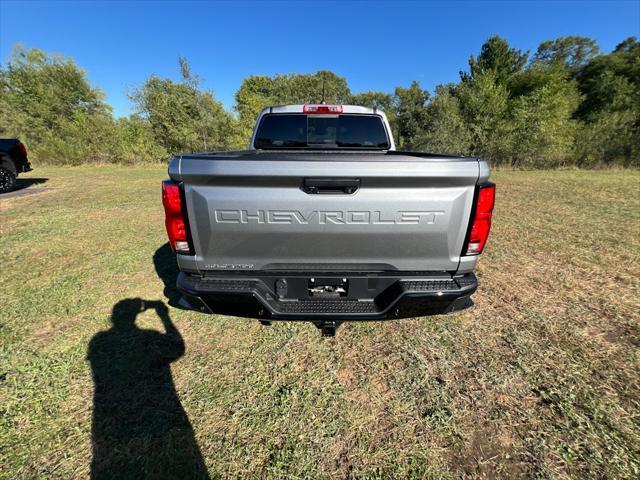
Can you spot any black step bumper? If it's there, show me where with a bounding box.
[176,271,477,321]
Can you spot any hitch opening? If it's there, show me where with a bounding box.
[312,320,343,337]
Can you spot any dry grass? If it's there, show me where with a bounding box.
[1,166,639,479]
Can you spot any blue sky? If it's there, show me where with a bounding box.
[1,0,638,117]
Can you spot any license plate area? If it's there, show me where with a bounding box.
[308,277,348,298]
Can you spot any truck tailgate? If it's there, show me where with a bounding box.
[172,154,480,273]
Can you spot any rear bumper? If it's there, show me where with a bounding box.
[176,271,477,321]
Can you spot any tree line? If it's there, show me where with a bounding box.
[1,35,638,168]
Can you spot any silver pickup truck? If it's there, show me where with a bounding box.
[162,104,495,335]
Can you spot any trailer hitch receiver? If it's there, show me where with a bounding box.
[312,320,343,337]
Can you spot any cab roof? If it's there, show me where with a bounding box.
[260,104,380,115]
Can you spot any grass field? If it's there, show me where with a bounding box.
[1,166,639,479]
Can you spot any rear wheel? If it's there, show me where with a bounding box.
[0,166,16,194]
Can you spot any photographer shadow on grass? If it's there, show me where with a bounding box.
[88,298,209,479]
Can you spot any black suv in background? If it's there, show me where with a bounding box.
[0,139,31,193]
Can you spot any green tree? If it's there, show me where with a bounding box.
[273,70,350,104]
[393,81,429,149]
[532,36,600,71]
[131,58,233,154]
[574,37,640,165]
[507,67,581,167]
[0,45,113,163]
[233,75,278,148]
[414,84,471,155]
[178,56,214,151]
[576,37,639,117]
[462,35,528,84]
[457,71,510,163]
[348,91,394,110]
[233,71,351,146]
[114,115,168,164]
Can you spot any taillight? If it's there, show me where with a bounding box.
[303,104,343,114]
[466,183,496,255]
[162,180,192,254]
[18,142,27,158]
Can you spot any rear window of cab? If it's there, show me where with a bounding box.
[254,114,390,150]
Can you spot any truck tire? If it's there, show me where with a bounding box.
[0,165,17,194]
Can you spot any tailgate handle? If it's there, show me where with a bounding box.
[303,178,360,195]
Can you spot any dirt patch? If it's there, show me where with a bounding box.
[336,367,357,389]
[452,427,527,479]
[602,323,640,347]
